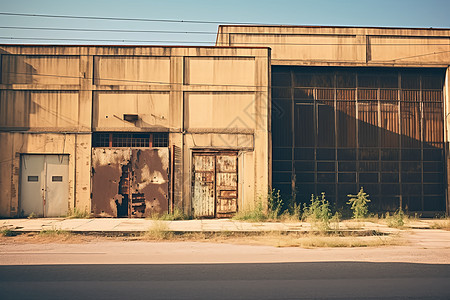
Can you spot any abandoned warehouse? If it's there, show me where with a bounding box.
[1,25,450,218]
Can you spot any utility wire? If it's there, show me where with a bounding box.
[0,12,275,25]
[0,26,217,35]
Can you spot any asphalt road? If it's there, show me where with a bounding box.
[1,262,449,299]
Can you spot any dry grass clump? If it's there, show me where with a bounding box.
[143,221,174,240]
[429,219,450,231]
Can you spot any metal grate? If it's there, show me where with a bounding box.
[272,66,445,212]
[92,133,169,148]
[153,133,169,147]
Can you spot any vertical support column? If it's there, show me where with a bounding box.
[334,73,338,206]
[169,54,185,213]
[290,69,296,201]
[78,54,93,212]
[254,49,270,206]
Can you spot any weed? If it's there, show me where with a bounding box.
[66,207,91,219]
[303,192,331,231]
[267,189,283,219]
[27,212,37,219]
[0,228,14,237]
[233,201,268,222]
[330,212,342,231]
[144,221,173,240]
[347,188,371,219]
[386,209,405,228]
[39,228,71,236]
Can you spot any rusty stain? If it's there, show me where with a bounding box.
[92,148,169,218]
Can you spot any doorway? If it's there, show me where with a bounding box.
[192,152,238,218]
[20,154,69,217]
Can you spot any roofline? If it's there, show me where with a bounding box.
[0,44,270,49]
[218,24,450,31]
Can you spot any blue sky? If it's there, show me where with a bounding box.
[0,0,449,45]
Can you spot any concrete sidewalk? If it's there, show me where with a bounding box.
[0,217,438,235]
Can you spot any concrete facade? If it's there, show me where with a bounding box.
[0,45,270,217]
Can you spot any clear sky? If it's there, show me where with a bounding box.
[0,0,449,45]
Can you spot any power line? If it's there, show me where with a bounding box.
[0,12,274,25]
[0,36,213,44]
[0,26,217,35]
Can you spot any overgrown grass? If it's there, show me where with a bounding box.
[66,207,91,219]
[39,228,72,236]
[429,218,450,231]
[143,221,174,240]
[233,201,268,222]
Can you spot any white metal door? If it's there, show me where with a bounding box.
[20,154,69,217]
[20,155,45,217]
[45,155,69,217]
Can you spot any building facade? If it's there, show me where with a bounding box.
[0,46,270,218]
[0,25,449,218]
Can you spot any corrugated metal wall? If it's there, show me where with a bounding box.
[272,66,446,212]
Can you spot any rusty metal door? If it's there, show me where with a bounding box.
[91,148,169,218]
[216,154,238,217]
[192,154,216,217]
[192,152,238,218]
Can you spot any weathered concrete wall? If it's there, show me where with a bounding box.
[0,45,270,217]
[216,26,450,67]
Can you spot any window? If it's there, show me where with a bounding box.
[92,132,169,147]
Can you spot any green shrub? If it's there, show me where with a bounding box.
[347,188,371,219]
[303,192,331,231]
